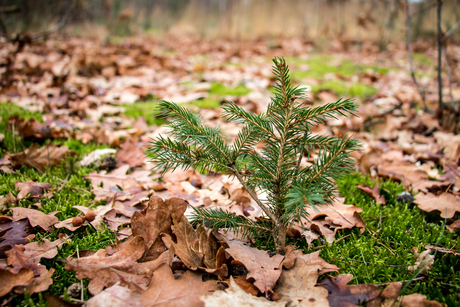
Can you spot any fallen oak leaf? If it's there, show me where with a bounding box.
[65,236,153,295]
[201,277,283,307]
[0,268,34,297]
[140,263,220,307]
[15,181,51,201]
[356,182,385,205]
[318,274,381,307]
[11,207,59,231]
[5,244,47,275]
[131,196,187,261]
[367,282,442,307]
[85,283,142,307]
[414,192,460,218]
[0,218,34,257]
[408,247,434,274]
[275,258,329,307]
[225,240,284,294]
[23,235,70,264]
[10,143,75,173]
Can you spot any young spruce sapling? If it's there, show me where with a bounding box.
[147,57,360,254]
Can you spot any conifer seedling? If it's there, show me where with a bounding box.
[147,57,360,254]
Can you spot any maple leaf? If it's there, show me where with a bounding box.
[140,263,219,307]
[225,240,284,294]
[11,207,59,231]
[414,192,460,218]
[201,277,284,307]
[14,181,51,201]
[319,274,381,307]
[356,182,385,205]
[275,258,329,306]
[10,143,75,173]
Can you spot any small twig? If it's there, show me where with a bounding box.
[374,277,424,287]
[443,19,460,42]
[330,258,411,268]
[442,49,454,104]
[76,246,84,302]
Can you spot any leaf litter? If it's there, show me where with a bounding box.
[0,35,459,305]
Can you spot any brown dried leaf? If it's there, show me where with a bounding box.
[201,277,283,307]
[10,143,75,173]
[282,246,339,275]
[116,139,145,168]
[5,244,46,275]
[225,240,284,294]
[368,282,442,307]
[15,181,51,201]
[11,207,59,231]
[86,284,142,307]
[0,268,34,297]
[319,274,381,307]
[65,236,153,295]
[275,259,329,307]
[131,196,187,261]
[0,219,33,257]
[301,198,365,244]
[23,236,70,264]
[414,192,460,218]
[140,263,219,307]
[356,182,385,205]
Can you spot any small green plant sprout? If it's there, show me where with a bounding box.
[146,57,360,254]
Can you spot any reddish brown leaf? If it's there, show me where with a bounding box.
[131,196,187,261]
[0,268,34,297]
[140,263,219,307]
[275,258,329,306]
[319,274,381,307]
[10,143,75,173]
[0,219,34,257]
[414,192,460,218]
[116,139,146,168]
[356,182,385,205]
[15,181,51,201]
[225,240,284,294]
[64,236,164,295]
[11,207,59,231]
[23,236,70,264]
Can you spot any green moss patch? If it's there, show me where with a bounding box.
[208,82,251,97]
[312,80,378,99]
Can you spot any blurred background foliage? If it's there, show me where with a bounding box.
[0,0,459,43]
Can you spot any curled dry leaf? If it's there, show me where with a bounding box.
[11,207,59,231]
[300,198,365,244]
[282,246,339,275]
[5,244,47,275]
[14,181,51,201]
[201,277,284,307]
[408,247,434,274]
[131,196,187,261]
[319,274,381,307]
[116,139,146,168]
[356,182,385,205]
[225,240,284,294]
[414,192,460,219]
[0,219,34,257]
[275,258,329,307]
[367,282,442,307]
[86,284,142,307]
[23,235,70,264]
[65,236,168,295]
[0,268,34,297]
[10,143,75,173]
[140,263,220,307]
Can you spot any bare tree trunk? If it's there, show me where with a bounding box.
[406,0,428,111]
[437,0,444,110]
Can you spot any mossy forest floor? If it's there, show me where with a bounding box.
[0,37,459,306]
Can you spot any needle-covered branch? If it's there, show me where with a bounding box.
[147,57,360,254]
